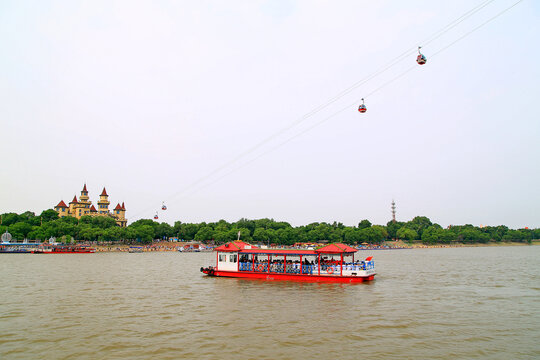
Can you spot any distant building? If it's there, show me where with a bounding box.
[54,184,127,227]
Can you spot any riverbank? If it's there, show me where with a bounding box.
[382,240,539,249]
[91,240,538,252]
[94,242,204,252]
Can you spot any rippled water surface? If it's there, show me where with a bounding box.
[1,246,539,359]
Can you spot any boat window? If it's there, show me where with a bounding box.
[219,254,227,262]
[230,254,237,263]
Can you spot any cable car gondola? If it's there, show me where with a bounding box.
[162,202,167,211]
[358,98,367,113]
[154,212,159,220]
[416,46,427,65]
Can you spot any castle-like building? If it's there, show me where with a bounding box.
[54,184,127,227]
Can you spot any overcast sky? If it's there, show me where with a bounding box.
[1,0,538,228]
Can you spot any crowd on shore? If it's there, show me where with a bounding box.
[90,239,538,252]
[94,242,211,252]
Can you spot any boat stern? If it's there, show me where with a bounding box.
[200,266,216,276]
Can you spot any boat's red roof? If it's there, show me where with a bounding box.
[214,241,258,252]
[316,243,357,254]
[215,241,358,255]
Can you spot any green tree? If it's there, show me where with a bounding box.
[214,230,231,244]
[156,222,173,240]
[386,221,405,239]
[131,219,158,228]
[234,218,256,234]
[276,227,296,245]
[253,228,270,244]
[20,211,40,226]
[135,225,155,243]
[358,225,388,244]
[397,227,418,241]
[439,229,457,243]
[405,216,432,238]
[78,224,97,241]
[195,226,214,241]
[343,227,361,244]
[370,225,388,243]
[102,227,125,241]
[328,227,344,243]
[213,219,230,232]
[266,228,278,245]
[227,227,252,242]
[177,223,199,240]
[92,216,117,229]
[28,226,46,241]
[8,222,33,239]
[458,227,489,243]
[39,209,59,223]
[1,213,20,226]
[126,227,138,241]
[358,219,372,229]
[421,225,444,244]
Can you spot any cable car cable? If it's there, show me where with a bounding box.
[131,0,521,220]
[161,0,499,196]
[165,0,525,203]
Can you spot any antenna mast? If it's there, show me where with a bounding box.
[391,199,396,223]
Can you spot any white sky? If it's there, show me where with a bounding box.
[1,0,539,228]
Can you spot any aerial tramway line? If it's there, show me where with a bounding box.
[357,45,428,113]
[136,0,523,221]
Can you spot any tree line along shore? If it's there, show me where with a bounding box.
[1,210,537,245]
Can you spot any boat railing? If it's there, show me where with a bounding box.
[321,261,375,271]
[238,261,374,274]
[239,262,316,275]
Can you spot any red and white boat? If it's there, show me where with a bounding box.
[200,241,375,283]
[33,245,96,254]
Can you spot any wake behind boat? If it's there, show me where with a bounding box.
[200,241,375,283]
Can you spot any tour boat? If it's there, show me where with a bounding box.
[33,245,96,254]
[200,241,375,283]
[0,246,33,254]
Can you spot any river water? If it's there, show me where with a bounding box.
[1,246,539,359]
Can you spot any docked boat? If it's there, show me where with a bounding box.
[33,245,96,254]
[0,246,33,254]
[200,241,375,283]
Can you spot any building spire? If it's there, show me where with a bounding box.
[101,187,108,196]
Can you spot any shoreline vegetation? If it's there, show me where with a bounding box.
[1,210,538,249]
[89,240,540,253]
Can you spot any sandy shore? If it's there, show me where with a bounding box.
[92,240,538,252]
[382,240,538,248]
[95,242,185,252]
[383,240,539,249]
